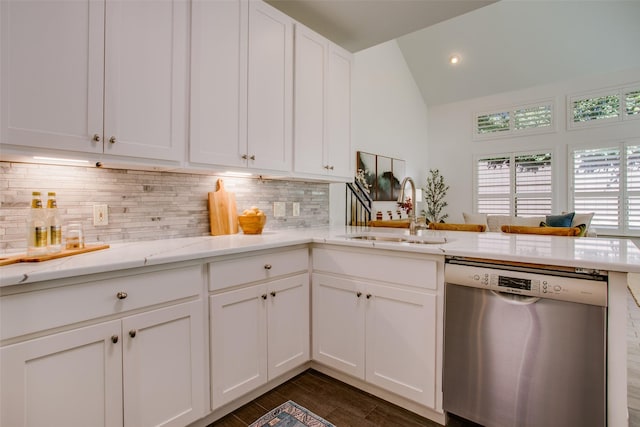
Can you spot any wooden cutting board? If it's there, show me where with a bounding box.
[208,179,239,235]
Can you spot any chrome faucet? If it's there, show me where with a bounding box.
[397,177,417,235]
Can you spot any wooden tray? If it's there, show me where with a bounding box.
[0,244,110,266]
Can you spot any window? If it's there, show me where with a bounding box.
[476,152,552,216]
[474,101,553,139]
[568,84,640,129]
[570,142,640,235]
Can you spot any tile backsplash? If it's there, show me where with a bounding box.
[0,162,330,251]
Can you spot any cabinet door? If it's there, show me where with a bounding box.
[122,300,205,427]
[247,0,293,171]
[365,283,437,408]
[190,0,247,168]
[0,0,104,154]
[0,320,122,427]
[267,273,310,379]
[103,0,188,162]
[311,273,365,379]
[326,44,353,179]
[210,285,268,408]
[293,24,327,175]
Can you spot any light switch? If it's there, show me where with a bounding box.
[273,202,286,218]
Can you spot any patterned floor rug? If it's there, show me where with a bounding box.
[249,400,335,427]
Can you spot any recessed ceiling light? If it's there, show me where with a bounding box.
[449,55,461,65]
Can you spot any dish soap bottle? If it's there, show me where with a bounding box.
[47,192,62,253]
[27,191,48,256]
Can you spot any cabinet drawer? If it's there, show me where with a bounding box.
[313,247,438,290]
[209,248,308,291]
[1,265,202,341]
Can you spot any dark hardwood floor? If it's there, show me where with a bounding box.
[211,288,640,427]
[208,369,480,427]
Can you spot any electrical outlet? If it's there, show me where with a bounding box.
[93,204,109,226]
[292,202,300,217]
[273,202,286,218]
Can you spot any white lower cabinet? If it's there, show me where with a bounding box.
[210,273,310,408]
[312,246,442,410]
[0,265,206,427]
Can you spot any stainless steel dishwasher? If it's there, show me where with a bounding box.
[443,257,607,427]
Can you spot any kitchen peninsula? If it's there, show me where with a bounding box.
[1,227,639,427]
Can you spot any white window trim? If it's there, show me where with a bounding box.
[568,139,640,237]
[567,82,640,131]
[474,149,555,216]
[473,99,556,141]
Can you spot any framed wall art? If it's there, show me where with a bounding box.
[356,151,405,201]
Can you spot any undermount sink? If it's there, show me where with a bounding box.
[343,233,447,245]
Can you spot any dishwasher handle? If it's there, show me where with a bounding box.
[491,290,540,305]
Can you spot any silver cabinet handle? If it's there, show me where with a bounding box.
[129,330,137,338]
[116,291,128,300]
[111,335,119,344]
[264,264,272,270]
[109,136,116,144]
[92,134,101,142]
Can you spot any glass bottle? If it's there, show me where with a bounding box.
[27,191,48,256]
[47,192,62,253]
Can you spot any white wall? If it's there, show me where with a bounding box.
[427,67,640,223]
[330,39,430,225]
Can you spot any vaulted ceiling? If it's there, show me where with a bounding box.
[266,0,640,106]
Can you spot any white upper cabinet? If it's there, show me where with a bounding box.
[190,0,293,173]
[1,0,105,154]
[103,0,188,162]
[1,0,188,163]
[294,24,352,180]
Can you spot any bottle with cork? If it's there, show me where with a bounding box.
[46,192,62,253]
[26,191,48,256]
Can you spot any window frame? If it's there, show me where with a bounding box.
[567,83,640,130]
[568,139,640,237]
[473,99,556,140]
[474,149,554,217]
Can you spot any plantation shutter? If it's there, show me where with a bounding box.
[476,157,511,214]
[572,94,620,124]
[628,145,640,231]
[476,112,510,135]
[572,147,621,231]
[625,89,640,118]
[514,153,552,216]
[514,105,552,130]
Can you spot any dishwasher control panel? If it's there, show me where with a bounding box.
[445,263,607,306]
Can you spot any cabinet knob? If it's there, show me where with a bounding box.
[366,294,372,299]
[249,155,256,161]
[262,294,268,300]
[92,134,101,142]
[242,154,248,160]
[329,165,334,170]
[270,291,276,298]
[356,291,362,298]
[109,136,117,144]
[116,291,128,300]
[129,330,137,338]
[111,335,119,344]
[264,264,272,270]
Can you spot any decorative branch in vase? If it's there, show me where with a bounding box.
[422,169,449,224]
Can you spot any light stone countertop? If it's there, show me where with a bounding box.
[2,226,639,288]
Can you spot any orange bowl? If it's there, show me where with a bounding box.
[238,214,267,234]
